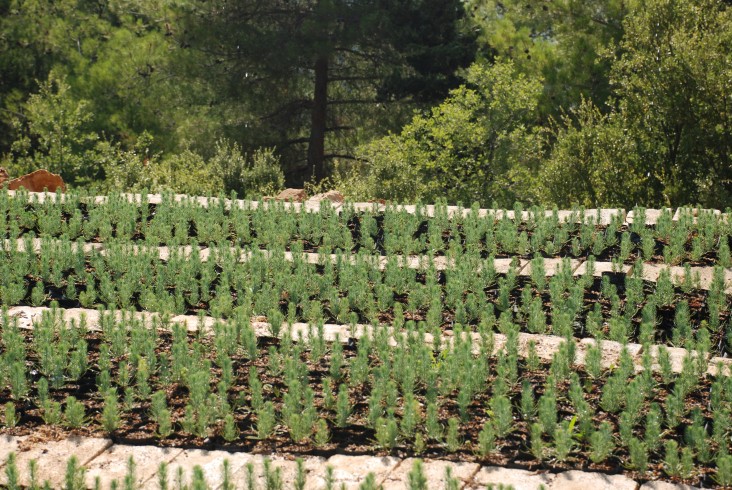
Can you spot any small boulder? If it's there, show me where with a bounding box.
[307,190,344,204]
[8,169,66,193]
[273,188,307,202]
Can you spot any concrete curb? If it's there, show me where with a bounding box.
[0,435,702,490]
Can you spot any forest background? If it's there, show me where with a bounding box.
[1,0,730,208]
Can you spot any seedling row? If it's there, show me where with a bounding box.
[2,190,731,266]
[1,308,732,487]
[1,239,729,356]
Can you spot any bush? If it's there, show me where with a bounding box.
[210,140,284,199]
[340,59,543,206]
[98,137,284,198]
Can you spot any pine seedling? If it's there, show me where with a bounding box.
[222,413,239,442]
[520,382,535,421]
[191,466,208,490]
[29,459,39,490]
[426,402,442,442]
[477,421,496,457]
[256,401,276,440]
[249,367,264,411]
[445,417,461,453]
[657,346,674,385]
[407,460,428,490]
[358,473,381,490]
[589,422,614,464]
[665,388,684,430]
[101,390,121,433]
[5,453,19,490]
[414,431,426,455]
[530,255,546,292]
[123,457,136,490]
[713,409,732,453]
[4,402,17,429]
[41,399,62,425]
[375,417,399,451]
[537,391,557,437]
[64,456,86,490]
[457,387,471,422]
[653,269,675,307]
[263,458,283,490]
[663,440,680,477]
[8,361,28,401]
[672,300,692,347]
[220,459,233,490]
[644,404,662,452]
[314,419,330,448]
[157,462,168,490]
[717,454,732,487]
[444,466,460,490]
[30,282,46,307]
[245,462,256,490]
[618,411,634,444]
[554,419,574,462]
[322,377,335,411]
[599,376,624,414]
[491,395,513,438]
[679,447,695,480]
[685,409,711,463]
[63,396,87,428]
[150,391,172,439]
[628,438,648,474]
[335,384,352,428]
[526,341,540,371]
[401,394,419,437]
[530,423,545,461]
[330,335,344,381]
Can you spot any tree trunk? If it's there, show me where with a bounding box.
[307,56,328,181]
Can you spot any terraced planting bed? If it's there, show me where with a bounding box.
[0,189,731,488]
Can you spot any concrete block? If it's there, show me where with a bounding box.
[469,466,554,490]
[548,470,636,490]
[142,448,256,490]
[84,444,183,489]
[311,455,401,490]
[381,458,478,490]
[639,480,700,489]
[0,436,111,488]
[0,435,26,467]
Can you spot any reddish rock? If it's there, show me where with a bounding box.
[274,188,307,202]
[307,190,344,203]
[7,169,66,193]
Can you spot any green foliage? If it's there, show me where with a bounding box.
[611,0,732,206]
[540,99,651,207]
[210,142,284,199]
[407,460,428,490]
[101,390,121,433]
[4,73,99,185]
[256,402,276,440]
[64,456,86,490]
[5,452,19,490]
[375,417,399,451]
[347,60,543,206]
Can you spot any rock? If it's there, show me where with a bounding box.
[8,169,66,192]
[274,188,307,202]
[307,190,344,204]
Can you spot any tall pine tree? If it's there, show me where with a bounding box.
[179,0,477,183]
